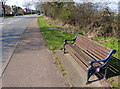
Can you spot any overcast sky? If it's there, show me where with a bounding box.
[6,0,119,11]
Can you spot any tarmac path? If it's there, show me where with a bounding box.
[1,15,36,69]
[2,16,67,87]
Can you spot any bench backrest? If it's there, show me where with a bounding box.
[74,35,112,61]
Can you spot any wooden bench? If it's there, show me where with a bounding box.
[63,34,116,84]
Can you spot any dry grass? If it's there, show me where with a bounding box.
[44,16,80,34]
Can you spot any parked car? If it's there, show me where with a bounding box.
[37,11,41,15]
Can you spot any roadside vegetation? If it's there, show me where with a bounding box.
[38,15,119,87]
[38,16,78,50]
[38,1,119,87]
[40,1,119,57]
[95,36,119,58]
[40,2,119,39]
[3,16,14,18]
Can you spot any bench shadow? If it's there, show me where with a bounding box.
[106,57,120,78]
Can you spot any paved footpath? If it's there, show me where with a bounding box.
[2,16,68,87]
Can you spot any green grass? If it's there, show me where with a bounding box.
[4,16,14,18]
[95,36,119,58]
[38,16,119,87]
[0,16,14,18]
[38,16,78,50]
[38,16,119,52]
[53,52,67,76]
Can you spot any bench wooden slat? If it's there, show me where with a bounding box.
[66,44,103,71]
[66,45,87,71]
[82,36,111,51]
[69,51,87,71]
[73,46,93,63]
[66,44,90,65]
[77,35,111,51]
[76,37,108,55]
[84,50,104,60]
[77,35,110,53]
[73,45,104,64]
[75,38,116,73]
[83,50,103,62]
[75,40,106,60]
[74,43,102,61]
[76,41,106,60]
[66,44,89,66]
[76,37,109,56]
[75,47,103,66]
[67,44,102,66]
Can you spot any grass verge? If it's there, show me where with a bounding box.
[38,16,119,88]
[53,51,67,76]
[95,36,119,58]
[1,16,14,18]
[38,16,79,50]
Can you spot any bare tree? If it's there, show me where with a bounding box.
[30,0,42,13]
[23,1,33,12]
[0,0,7,17]
[34,2,42,11]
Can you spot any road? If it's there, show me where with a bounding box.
[2,17,67,87]
[0,15,37,71]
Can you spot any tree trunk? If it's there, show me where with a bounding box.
[2,2,6,17]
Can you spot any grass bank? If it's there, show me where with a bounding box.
[38,16,78,50]
[5,16,14,18]
[38,16,119,87]
[0,16,14,18]
[38,16,119,58]
[95,36,119,58]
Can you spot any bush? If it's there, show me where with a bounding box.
[41,2,118,38]
[5,14,14,16]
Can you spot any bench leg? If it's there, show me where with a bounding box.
[86,66,95,84]
[63,44,66,54]
[64,48,66,54]
[103,68,108,79]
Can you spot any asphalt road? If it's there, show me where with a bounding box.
[0,15,37,69]
[2,17,67,87]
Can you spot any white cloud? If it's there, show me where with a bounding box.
[6,0,24,7]
[74,0,119,12]
[6,0,36,9]
[5,0,119,11]
[74,0,119,3]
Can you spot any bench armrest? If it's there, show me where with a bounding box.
[64,39,75,42]
[88,59,105,66]
[64,37,76,45]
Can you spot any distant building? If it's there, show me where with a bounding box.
[5,5,12,14]
[0,3,12,16]
[11,5,25,15]
[24,8,36,14]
